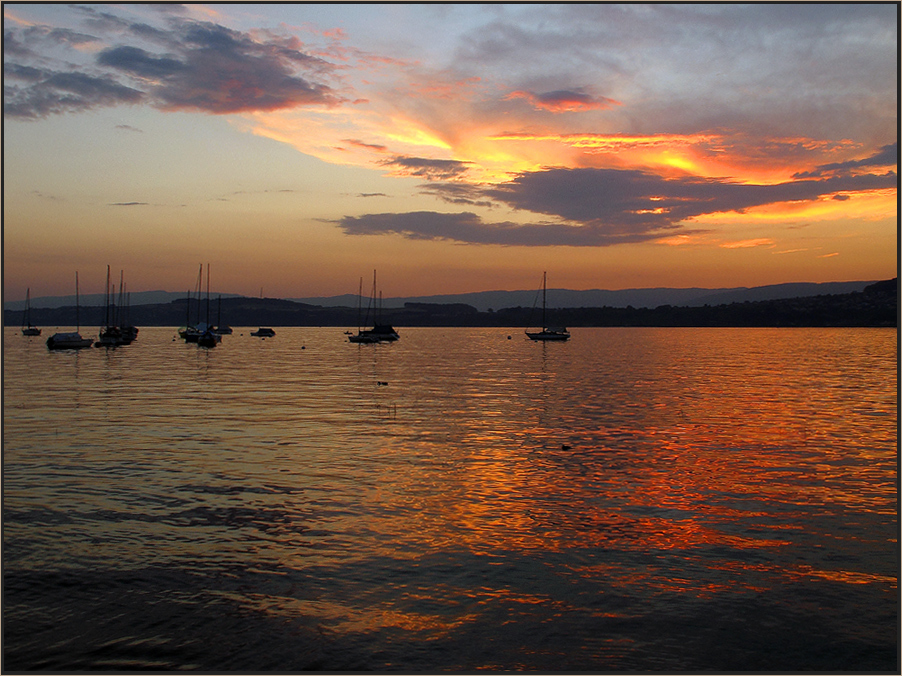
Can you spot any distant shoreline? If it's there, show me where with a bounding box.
[6,279,896,329]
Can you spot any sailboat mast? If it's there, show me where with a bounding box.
[117,270,125,326]
[357,277,363,331]
[104,265,111,328]
[195,264,203,325]
[205,263,211,325]
[23,288,29,329]
[75,271,81,331]
[542,271,547,328]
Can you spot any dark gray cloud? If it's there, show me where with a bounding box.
[379,157,472,180]
[112,21,339,114]
[480,167,897,230]
[97,46,186,79]
[506,88,620,112]
[339,165,897,247]
[337,210,662,246]
[4,71,144,119]
[4,63,46,82]
[793,143,898,179]
[418,182,495,208]
[4,15,342,119]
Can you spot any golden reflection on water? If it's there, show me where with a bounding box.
[3,327,897,669]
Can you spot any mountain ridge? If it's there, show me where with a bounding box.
[6,280,878,312]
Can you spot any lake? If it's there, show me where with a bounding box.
[3,326,897,671]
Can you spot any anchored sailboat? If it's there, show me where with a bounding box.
[46,272,94,349]
[196,264,221,347]
[525,272,570,341]
[21,288,41,336]
[212,296,232,335]
[95,266,127,347]
[348,270,399,343]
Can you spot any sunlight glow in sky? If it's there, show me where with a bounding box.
[3,3,897,300]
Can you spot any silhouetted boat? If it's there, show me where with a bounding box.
[198,265,221,347]
[212,296,232,335]
[21,288,41,336]
[251,327,276,337]
[179,264,206,342]
[526,272,570,341]
[197,329,219,347]
[119,285,138,342]
[349,271,399,343]
[47,272,93,350]
[95,267,131,347]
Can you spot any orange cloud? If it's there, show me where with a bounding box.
[719,238,775,249]
[490,132,866,185]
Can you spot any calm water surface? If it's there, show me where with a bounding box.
[3,326,898,671]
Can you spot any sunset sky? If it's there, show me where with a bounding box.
[3,3,898,301]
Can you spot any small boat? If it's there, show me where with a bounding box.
[348,331,381,344]
[95,267,132,347]
[212,296,232,334]
[197,328,219,347]
[48,332,94,349]
[251,327,276,337]
[179,264,205,342]
[21,288,41,336]
[118,286,138,342]
[349,271,399,343]
[47,272,94,350]
[361,324,400,342]
[526,272,570,342]
[179,326,202,342]
[95,326,125,348]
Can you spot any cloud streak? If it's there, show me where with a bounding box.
[793,143,898,179]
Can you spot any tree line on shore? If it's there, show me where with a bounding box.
[8,279,896,329]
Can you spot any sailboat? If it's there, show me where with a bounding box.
[178,264,204,342]
[348,271,399,343]
[46,272,94,349]
[348,276,379,343]
[196,264,221,347]
[119,282,139,342]
[212,296,232,335]
[525,272,570,341]
[95,266,126,347]
[21,288,41,336]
